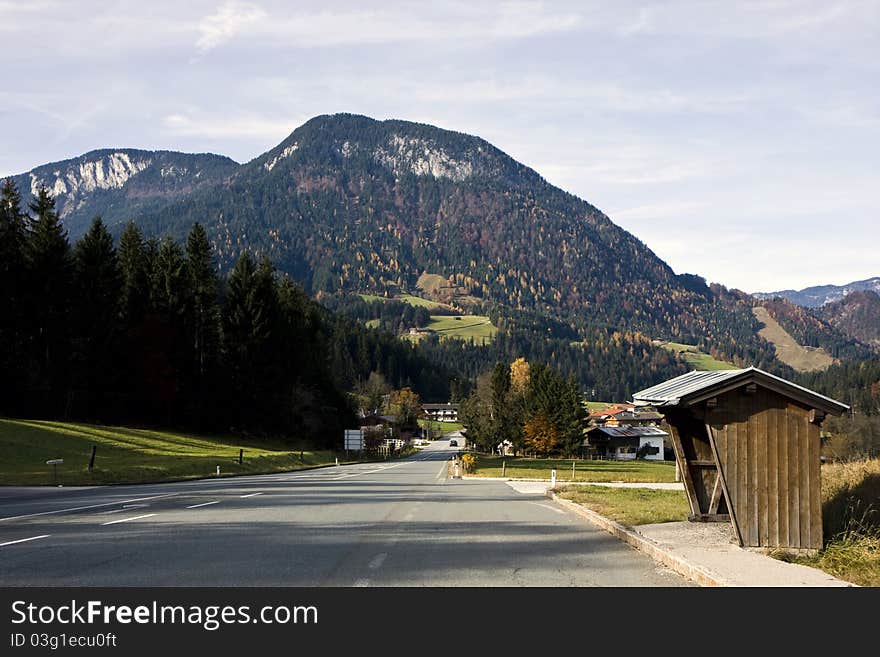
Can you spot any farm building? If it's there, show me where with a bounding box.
[422,403,459,422]
[633,367,848,551]
[584,426,668,461]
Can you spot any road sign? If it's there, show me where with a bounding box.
[344,429,364,451]
[46,459,64,465]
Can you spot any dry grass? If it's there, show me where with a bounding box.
[793,458,880,586]
[752,307,834,372]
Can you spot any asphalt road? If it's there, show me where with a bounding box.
[0,441,688,586]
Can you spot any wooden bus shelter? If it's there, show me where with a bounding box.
[633,368,848,551]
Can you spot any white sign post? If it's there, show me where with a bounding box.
[46,459,63,486]
[550,469,557,490]
[344,430,364,461]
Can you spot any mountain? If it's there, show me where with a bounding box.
[12,148,238,238]
[816,290,880,351]
[10,113,866,385]
[754,277,880,307]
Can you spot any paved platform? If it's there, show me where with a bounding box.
[498,480,854,587]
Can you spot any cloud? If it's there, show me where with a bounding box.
[618,7,652,36]
[191,1,583,52]
[197,1,266,52]
[161,112,299,141]
[611,201,707,221]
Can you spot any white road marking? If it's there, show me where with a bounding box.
[123,504,149,509]
[0,534,51,547]
[239,492,263,498]
[368,553,388,570]
[0,493,178,523]
[404,512,415,521]
[353,579,370,587]
[529,502,566,515]
[185,501,220,509]
[101,513,156,526]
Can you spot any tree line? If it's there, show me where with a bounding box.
[0,180,454,445]
[460,358,586,456]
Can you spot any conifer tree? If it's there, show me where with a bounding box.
[117,220,149,326]
[184,223,220,425]
[26,186,72,414]
[0,179,28,412]
[71,217,121,420]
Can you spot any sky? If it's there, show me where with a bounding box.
[1,0,877,293]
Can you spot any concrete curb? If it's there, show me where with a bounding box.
[548,491,734,587]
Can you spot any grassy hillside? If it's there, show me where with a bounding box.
[405,314,497,344]
[469,455,676,483]
[657,341,737,371]
[396,294,445,309]
[0,418,344,486]
[752,306,834,372]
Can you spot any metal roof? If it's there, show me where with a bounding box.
[587,426,669,438]
[632,367,849,414]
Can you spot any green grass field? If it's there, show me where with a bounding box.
[358,293,386,303]
[584,401,614,412]
[469,455,676,483]
[396,294,445,309]
[0,418,348,486]
[555,485,690,526]
[409,315,497,344]
[658,341,737,371]
[417,419,463,435]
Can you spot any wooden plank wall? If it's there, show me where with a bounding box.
[707,387,822,549]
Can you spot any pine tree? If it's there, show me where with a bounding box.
[71,217,121,420]
[0,179,28,413]
[184,223,220,425]
[223,252,278,429]
[117,221,149,327]
[26,186,72,415]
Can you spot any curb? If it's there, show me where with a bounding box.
[547,490,733,587]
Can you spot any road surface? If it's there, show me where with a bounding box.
[0,441,687,586]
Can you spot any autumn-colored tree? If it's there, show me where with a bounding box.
[390,386,422,432]
[510,357,530,394]
[523,411,560,456]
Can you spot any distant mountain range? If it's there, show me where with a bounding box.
[754,277,880,307]
[8,113,876,381]
[816,290,880,350]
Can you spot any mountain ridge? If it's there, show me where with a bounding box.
[6,112,864,376]
[754,276,880,307]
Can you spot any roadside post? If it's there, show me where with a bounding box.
[550,468,557,490]
[88,446,96,471]
[46,459,63,486]
[216,465,220,476]
[239,449,243,465]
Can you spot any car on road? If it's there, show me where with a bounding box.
[449,439,458,447]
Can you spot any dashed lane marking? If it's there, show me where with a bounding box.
[185,501,220,509]
[0,535,51,547]
[101,513,156,526]
[0,494,178,523]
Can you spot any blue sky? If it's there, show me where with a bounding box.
[1,1,877,293]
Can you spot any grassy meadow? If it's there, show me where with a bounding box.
[0,418,346,486]
[657,341,737,371]
[555,485,690,526]
[468,454,676,483]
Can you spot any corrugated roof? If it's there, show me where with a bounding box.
[588,426,668,438]
[632,367,849,414]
